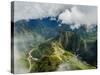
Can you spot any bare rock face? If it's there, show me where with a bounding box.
[58,31,80,52]
[58,31,97,67]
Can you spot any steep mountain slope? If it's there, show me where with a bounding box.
[14,18,97,73]
[27,31,96,72]
[28,41,95,72]
[15,17,59,39]
[57,31,97,67]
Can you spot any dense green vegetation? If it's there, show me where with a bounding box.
[27,40,96,72]
[14,20,97,73]
[18,31,96,72]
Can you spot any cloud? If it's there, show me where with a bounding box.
[14,1,97,30]
[14,31,46,73]
[58,9,72,24]
[58,6,97,29]
[14,1,72,22]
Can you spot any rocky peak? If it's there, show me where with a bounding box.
[58,31,80,52]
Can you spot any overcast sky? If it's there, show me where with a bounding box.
[13,1,97,27]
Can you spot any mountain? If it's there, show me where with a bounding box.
[14,17,97,73]
[15,17,59,39]
[14,18,97,40]
[57,31,97,67]
[58,31,80,52]
[26,31,96,72]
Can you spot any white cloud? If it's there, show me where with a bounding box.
[13,1,97,30]
[59,9,72,24]
[14,1,71,22]
[58,6,97,29]
[58,24,62,27]
[70,24,81,30]
[50,17,57,21]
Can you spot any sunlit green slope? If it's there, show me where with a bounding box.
[28,40,95,72]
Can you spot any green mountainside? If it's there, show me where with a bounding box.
[14,19,97,73]
[23,31,96,72]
